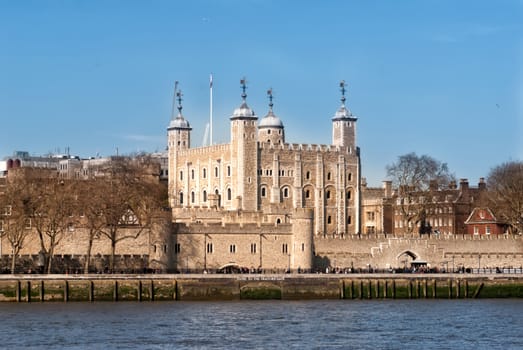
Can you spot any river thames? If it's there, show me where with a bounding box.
[1,300,522,349]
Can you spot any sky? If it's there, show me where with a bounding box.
[1,0,522,186]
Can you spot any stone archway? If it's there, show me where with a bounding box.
[396,250,419,269]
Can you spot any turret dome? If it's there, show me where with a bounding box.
[259,110,283,128]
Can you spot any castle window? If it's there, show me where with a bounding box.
[347,191,351,200]
[227,166,231,177]
[191,169,194,180]
[305,189,310,198]
[261,187,266,197]
[326,190,331,199]
[250,243,257,254]
[180,171,183,180]
[179,192,184,205]
[174,243,181,254]
[327,172,331,180]
[347,216,352,225]
[367,212,375,221]
[283,187,289,198]
[207,243,213,253]
[279,130,282,135]
[203,168,207,178]
[191,191,195,203]
[302,243,305,251]
[327,216,332,224]
[276,218,281,224]
[203,190,207,202]
[306,171,310,180]
[215,166,219,177]
[282,244,288,254]
[348,173,352,182]
[229,244,236,253]
[227,188,232,201]
[268,129,271,134]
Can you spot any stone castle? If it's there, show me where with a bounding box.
[157,80,360,272]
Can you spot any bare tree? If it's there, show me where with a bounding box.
[95,156,165,272]
[487,161,523,235]
[386,152,455,234]
[0,175,32,273]
[28,174,78,273]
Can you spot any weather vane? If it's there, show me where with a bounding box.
[267,88,273,110]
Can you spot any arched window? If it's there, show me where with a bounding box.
[306,171,310,180]
[203,168,207,178]
[305,189,310,198]
[203,190,207,202]
[179,192,184,205]
[215,167,219,177]
[227,188,232,200]
[327,172,331,180]
[191,169,195,180]
[347,190,351,200]
[348,173,352,182]
[227,166,231,177]
[326,190,331,199]
[283,187,289,198]
[276,218,281,224]
[180,171,183,180]
[191,191,195,203]
[261,187,266,197]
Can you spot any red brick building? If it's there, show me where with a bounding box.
[464,207,507,235]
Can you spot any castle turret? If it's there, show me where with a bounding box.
[291,208,314,272]
[229,78,258,211]
[332,80,357,150]
[167,84,192,207]
[258,88,285,145]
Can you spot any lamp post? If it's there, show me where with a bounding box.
[478,254,481,274]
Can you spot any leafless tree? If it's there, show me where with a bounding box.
[386,152,455,234]
[0,175,32,273]
[487,161,523,235]
[95,156,165,272]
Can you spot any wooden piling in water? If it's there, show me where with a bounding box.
[40,280,44,302]
[64,280,69,302]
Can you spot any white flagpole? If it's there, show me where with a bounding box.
[210,73,213,145]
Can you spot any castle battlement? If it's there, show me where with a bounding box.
[178,143,230,157]
[258,142,351,154]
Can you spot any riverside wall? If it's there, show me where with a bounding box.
[0,274,522,302]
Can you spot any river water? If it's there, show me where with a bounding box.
[1,300,522,349]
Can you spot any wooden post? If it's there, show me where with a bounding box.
[138,281,142,302]
[40,280,45,302]
[408,281,412,299]
[16,280,21,302]
[384,280,388,299]
[26,281,31,303]
[88,281,94,302]
[464,280,469,298]
[113,280,118,302]
[432,280,437,298]
[340,280,345,299]
[375,280,380,299]
[392,280,396,299]
[359,280,363,299]
[64,280,69,302]
[150,280,155,301]
[456,280,461,299]
[367,280,372,299]
[423,279,428,298]
[448,279,452,299]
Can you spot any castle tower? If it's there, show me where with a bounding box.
[229,78,258,211]
[167,86,191,207]
[291,208,314,271]
[332,80,357,150]
[258,88,285,145]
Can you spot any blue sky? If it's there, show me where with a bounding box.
[1,0,521,186]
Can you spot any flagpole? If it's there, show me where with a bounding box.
[210,73,213,145]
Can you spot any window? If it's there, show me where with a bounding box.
[179,171,183,181]
[474,226,479,235]
[276,218,281,224]
[282,243,288,254]
[215,166,219,177]
[327,216,332,224]
[0,220,4,232]
[306,171,310,180]
[229,244,236,253]
[179,192,184,205]
[347,191,351,200]
[261,187,266,197]
[174,243,181,254]
[191,169,195,180]
[305,189,310,198]
[4,205,12,216]
[191,191,195,203]
[366,212,375,221]
[203,168,207,178]
[347,216,352,225]
[227,188,232,201]
[250,243,257,254]
[486,226,491,235]
[348,173,352,182]
[366,226,375,234]
[207,243,213,253]
[203,190,207,202]
[326,190,331,199]
[327,172,331,180]
[67,222,74,232]
[267,129,271,134]
[301,243,305,251]
[283,187,289,198]
[227,166,231,177]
